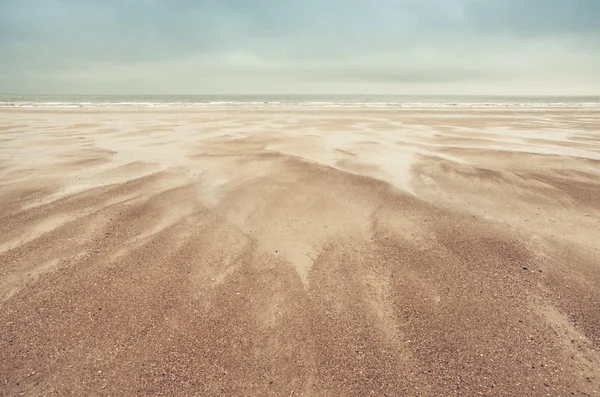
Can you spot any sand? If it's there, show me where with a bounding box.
[0,106,599,396]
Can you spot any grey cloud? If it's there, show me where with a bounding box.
[465,0,600,37]
[0,0,599,94]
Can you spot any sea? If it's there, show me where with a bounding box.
[1,94,599,108]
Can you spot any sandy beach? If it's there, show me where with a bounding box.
[1,106,599,396]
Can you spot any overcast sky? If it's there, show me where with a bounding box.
[1,0,599,95]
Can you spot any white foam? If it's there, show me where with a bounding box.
[2,100,599,109]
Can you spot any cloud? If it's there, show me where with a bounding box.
[0,0,599,94]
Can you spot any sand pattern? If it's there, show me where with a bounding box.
[1,107,599,396]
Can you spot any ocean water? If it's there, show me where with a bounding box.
[1,94,599,108]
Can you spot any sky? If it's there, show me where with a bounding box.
[1,0,599,95]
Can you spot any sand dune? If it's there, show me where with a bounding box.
[1,107,599,396]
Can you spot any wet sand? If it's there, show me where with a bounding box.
[1,107,599,396]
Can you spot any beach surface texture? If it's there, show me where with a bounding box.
[1,104,599,396]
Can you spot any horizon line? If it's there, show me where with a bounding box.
[2,93,599,98]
